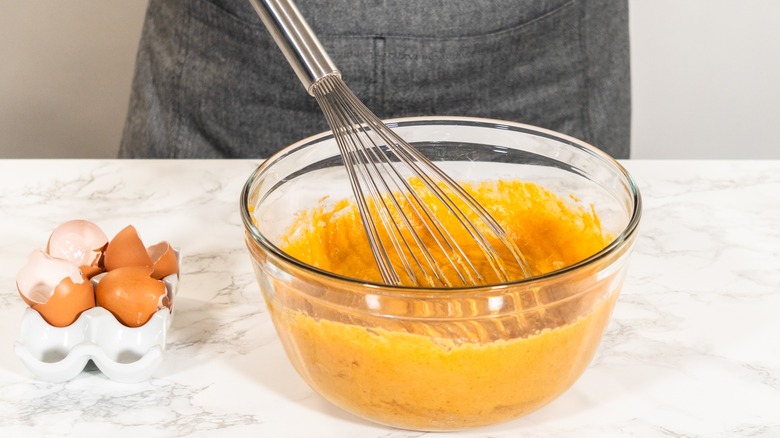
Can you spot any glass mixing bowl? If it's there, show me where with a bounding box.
[241,116,641,431]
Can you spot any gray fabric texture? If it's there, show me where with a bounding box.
[119,0,631,158]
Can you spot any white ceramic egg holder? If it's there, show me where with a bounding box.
[14,252,180,383]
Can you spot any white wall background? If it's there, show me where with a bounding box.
[0,1,148,158]
[630,0,780,159]
[0,1,778,159]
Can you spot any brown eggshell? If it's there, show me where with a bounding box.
[147,241,179,280]
[103,225,153,271]
[32,276,96,327]
[80,264,105,279]
[95,266,166,327]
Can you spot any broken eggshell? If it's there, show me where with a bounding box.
[14,249,181,382]
[95,266,167,328]
[15,219,182,382]
[16,250,95,327]
[147,241,179,280]
[103,225,153,271]
[103,225,178,280]
[46,219,108,279]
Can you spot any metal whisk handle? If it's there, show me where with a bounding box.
[248,0,340,95]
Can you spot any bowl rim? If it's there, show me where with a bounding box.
[240,115,642,294]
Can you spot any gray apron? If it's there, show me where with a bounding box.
[119,0,630,158]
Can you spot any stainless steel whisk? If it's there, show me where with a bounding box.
[249,0,531,287]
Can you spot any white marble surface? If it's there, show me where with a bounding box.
[0,159,778,437]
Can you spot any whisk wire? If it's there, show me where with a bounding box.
[321,77,479,286]
[363,120,499,282]
[376,123,532,281]
[251,0,532,287]
[318,86,426,284]
[313,76,531,286]
[342,126,430,285]
[322,81,450,286]
[357,132,481,286]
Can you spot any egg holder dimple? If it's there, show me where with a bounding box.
[14,251,180,384]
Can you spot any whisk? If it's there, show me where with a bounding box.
[249,0,531,287]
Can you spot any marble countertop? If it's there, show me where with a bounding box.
[0,159,778,437]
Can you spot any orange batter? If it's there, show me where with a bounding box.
[281,179,609,285]
[269,180,618,430]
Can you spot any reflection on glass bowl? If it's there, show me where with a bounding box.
[241,116,641,431]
